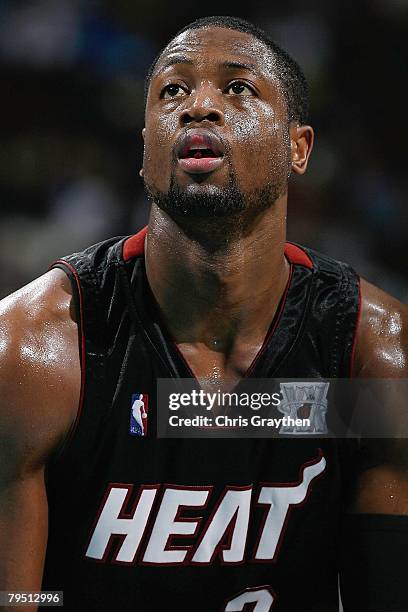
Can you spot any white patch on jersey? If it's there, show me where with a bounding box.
[86,486,158,562]
[225,586,275,611]
[254,455,326,560]
[142,487,210,564]
[191,488,252,564]
[85,452,326,567]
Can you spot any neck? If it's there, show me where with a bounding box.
[144,196,289,351]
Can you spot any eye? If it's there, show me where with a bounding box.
[161,84,187,99]
[225,81,255,96]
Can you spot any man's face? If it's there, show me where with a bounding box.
[143,26,293,217]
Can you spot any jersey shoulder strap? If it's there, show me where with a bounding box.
[290,242,360,377]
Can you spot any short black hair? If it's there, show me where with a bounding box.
[144,15,309,125]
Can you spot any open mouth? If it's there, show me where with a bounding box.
[181,148,220,159]
[176,129,225,174]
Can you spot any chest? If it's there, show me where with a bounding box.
[175,338,267,386]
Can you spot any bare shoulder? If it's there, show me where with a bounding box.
[0,268,80,477]
[353,277,408,377]
[350,278,408,513]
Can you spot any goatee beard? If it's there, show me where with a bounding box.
[144,173,282,220]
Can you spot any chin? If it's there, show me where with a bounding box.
[181,182,227,197]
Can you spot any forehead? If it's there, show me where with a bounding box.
[153,26,278,81]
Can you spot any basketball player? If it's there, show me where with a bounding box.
[0,16,407,611]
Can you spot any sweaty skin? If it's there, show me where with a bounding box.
[0,25,407,609]
[350,280,408,515]
[0,269,79,604]
[143,27,311,384]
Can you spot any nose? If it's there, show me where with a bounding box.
[180,85,224,126]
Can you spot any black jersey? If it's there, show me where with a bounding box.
[42,227,360,611]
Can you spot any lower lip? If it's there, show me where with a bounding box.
[177,157,224,174]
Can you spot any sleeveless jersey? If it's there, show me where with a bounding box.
[42,227,360,611]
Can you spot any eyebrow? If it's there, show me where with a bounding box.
[221,60,260,75]
[154,55,194,76]
[154,56,262,78]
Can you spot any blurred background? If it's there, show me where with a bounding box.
[1,0,407,299]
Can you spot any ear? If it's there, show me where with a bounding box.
[290,124,314,175]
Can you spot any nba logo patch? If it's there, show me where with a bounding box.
[130,393,149,436]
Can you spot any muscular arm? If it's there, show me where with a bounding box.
[351,278,408,514]
[353,278,407,379]
[0,269,80,609]
[340,278,408,610]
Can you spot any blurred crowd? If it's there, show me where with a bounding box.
[1,0,407,299]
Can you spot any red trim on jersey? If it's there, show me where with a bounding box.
[244,264,293,378]
[122,227,314,270]
[50,260,86,455]
[284,242,313,269]
[122,229,313,380]
[123,226,148,261]
[349,275,362,377]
